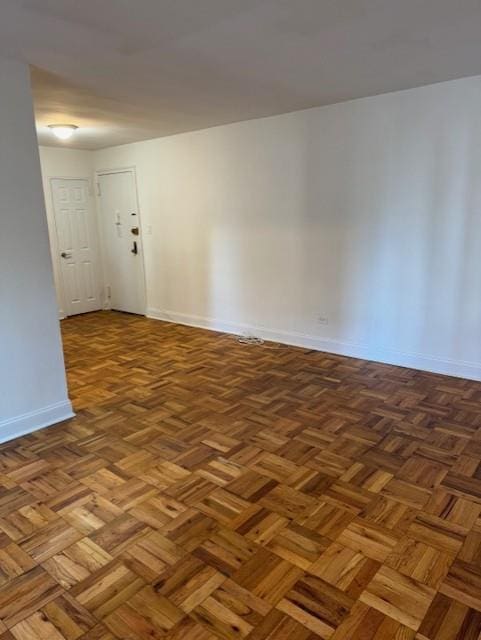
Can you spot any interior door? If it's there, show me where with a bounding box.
[52,178,102,316]
[97,170,146,315]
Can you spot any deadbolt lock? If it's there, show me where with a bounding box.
[131,227,139,236]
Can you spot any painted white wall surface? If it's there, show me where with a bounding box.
[0,59,73,441]
[93,75,481,380]
[39,146,96,317]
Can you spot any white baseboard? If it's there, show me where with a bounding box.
[147,308,481,382]
[0,400,75,444]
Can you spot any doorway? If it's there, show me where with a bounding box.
[96,169,146,315]
[51,178,102,316]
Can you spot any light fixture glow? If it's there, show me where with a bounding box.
[48,124,78,140]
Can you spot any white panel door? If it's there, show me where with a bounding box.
[97,170,146,315]
[52,178,102,316]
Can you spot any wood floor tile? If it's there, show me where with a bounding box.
[106,478,158,510]
[21,469,77,502]
[88,513,150,556]
[190,594,253,639]
[301,501,355,539]
[310,542,380,598]
[385,537,455,588]
[197,457,244,487]
[0,488,35,519]
[247,609,320,640]
[258,484,318,520]
[266,523,329,569]
[122,530,186,581]
[41,593,97,639]
[359,565,435,631]
[10,612,67,640]
[417,592,481,640]
[76,624,118,640]
[224,470,277,502]
[398,457,448,490]
[232,548,303,605]
[160,509,218,552]
[69,560,144,618]
[0,502,59,542]
[104,585,184,639]
[439,559,481,612]
[248,452,304,484]
[161,618,218,640]
[277,573,354,638]
[0,566,63,628]
[330,601,416,640]
[1,310,481,638]
[458,517,481,564]
[339,463,393,493]
[193,527,257,576]
[407,513,464,555]
[42,538,113,589]
[129,493,187,529]
[237,508,288,545]
[425,488,481,533]
[322,480,374,514]
[337,518,400,562]
[190,579,271,640]
[381,478,431,509]
[139,461,190,491]
[360,494,416,532]
[0,542,36,581]
[152,555,225,613]
[195,488,258,529]
[19,519,83,563]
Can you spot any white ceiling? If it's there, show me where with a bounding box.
[1,0,480,150]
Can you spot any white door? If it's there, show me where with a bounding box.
[97,170,146,315]
[52,178,102,316]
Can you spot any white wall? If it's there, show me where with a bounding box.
[0,59,72,440]
[93,75,481,380]
[39,146,96,317]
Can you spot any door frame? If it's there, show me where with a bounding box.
[95,166,147,315]
[48,175,103,318]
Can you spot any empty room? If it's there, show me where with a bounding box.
[1,1,481,638]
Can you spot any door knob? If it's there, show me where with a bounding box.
[61,252,72,259]
[131,241,138,255]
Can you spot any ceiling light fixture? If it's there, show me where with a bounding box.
[48,124,78,140]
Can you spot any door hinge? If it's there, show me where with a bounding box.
[106,285,111,299]
[96,182,101,196]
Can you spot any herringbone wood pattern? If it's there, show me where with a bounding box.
[1,310,481,639]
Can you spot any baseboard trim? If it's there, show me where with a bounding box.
[0,400,75,444]
[147,308,481,382]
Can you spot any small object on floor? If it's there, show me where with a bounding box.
[236,335,265,345]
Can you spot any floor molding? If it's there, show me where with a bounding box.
[147,307,481,382]
[0,400,75,444]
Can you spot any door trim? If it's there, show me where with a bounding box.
[95,166,147,315]
[48,176,102,318]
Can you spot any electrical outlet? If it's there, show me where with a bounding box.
[318,315,328,325]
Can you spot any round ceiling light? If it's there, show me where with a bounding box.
[48,124,79,140]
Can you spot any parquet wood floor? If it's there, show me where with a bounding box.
[2,310,481,639]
